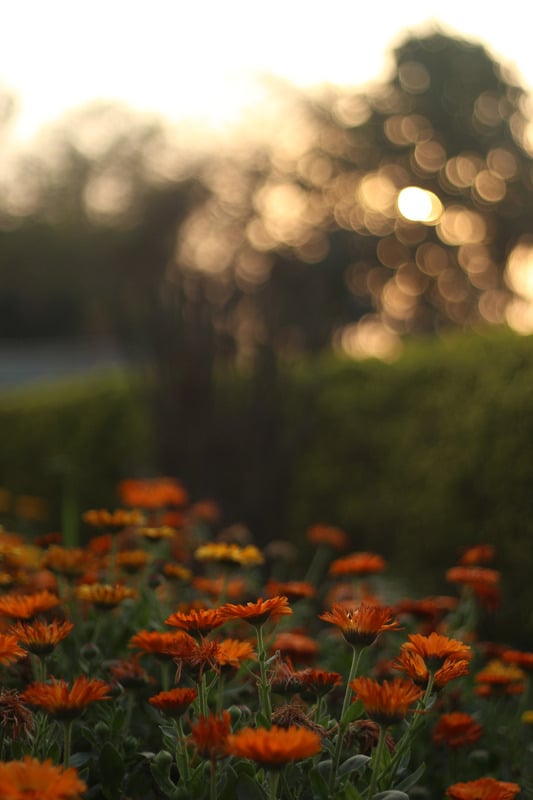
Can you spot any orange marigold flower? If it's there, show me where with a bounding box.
[0,754,87,800]
[9,620,74,657]
[136,526,176,542]
[107,657,153,689]
[446,777,521,800]
[265,580,316,601]
[319,602,401,648]
[226,725,321,766]
[191,711,231,760]
[165,607,227,637]
[350,676,423,727]
[0,633,27,665]
[43,547,89,579]
[74,583,137,609]
[195,542,264,567]
[474,660,526,696]
[394,649,471,689]
[0,591,60,620]
[162,563,192,582]
[149,687,197,717]
[433,712,483,749]
[502,649,533,672]
[394,596,458,622]
[400,632,472,672]
[296,668,343,700]
[446,566,501,610]
[216,638,256,671]
[129,630,195,660]
[329,552,386,578]
[306,524,348,551]
[192,576,246,600]
[458,544,496,566]
[187,500,221,525]
[115,550,150,574]
[82,508,144,528]
[118,478,188,509]
[270,631,319,663]
[22,676,111,720]
[221,596,293,627]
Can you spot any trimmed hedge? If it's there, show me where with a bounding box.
[1,329,533,643]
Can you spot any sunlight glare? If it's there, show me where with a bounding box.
[397,187,443,223]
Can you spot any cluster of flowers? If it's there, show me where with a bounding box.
[0,477,529,799]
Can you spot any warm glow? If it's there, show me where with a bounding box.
[397,187,442,223]
[505,238,533,333]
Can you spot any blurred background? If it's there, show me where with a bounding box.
[2,1,533,641]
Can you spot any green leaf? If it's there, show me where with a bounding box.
[341,700,364,725]
[99,741,125,798]
[338,754,371,777]
[373,791,410,800]
[309,766,331,800]
[343,783,364,800]
[236,773,267,800]
[69,751,92,768]
[396,761,425,791]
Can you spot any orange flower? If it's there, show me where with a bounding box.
[458,545,496,566]
[394,649,471,689]
[192,576,246,601]
[350,676,423,727]
[400,632,472,672]
[296,668,343,700]
[0,755,87,800]
[74,583,137,609]
[115,550,150,574]
[216,638,256,671]
[165,607,227,637]
[136,526,176,542]
[265,580,316,601]
[118,478,188,509]
[0,634,26,665]
[129,630,195,660]
[474,660,526,697]
[306,524,348,551]
[0,591,60,620]
[329,552,386,578]
[195,542,264,567]
[107,657,153,689]
[446,566,501,610]
[162,563,192,582]
[433,712,483,749]
[446,777,521,800]
[149,687,197,717]
[9,620,74,656]
[226,725,321,766]
[22,676,111,720]
[191,711,231,760]
[270,631,319,663]
[43,547,89,579]
[502,649,533,672]
[174,639,221,682]
[319,602,401,647]
[221,596,293,627]
[82,508,144,528]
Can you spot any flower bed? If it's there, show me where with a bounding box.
[0,478,529,799]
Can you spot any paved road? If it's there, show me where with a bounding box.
[0,341,127,391]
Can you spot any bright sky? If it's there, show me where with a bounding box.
[1,1,532,145]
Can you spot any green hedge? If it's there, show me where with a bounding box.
[1,330,533,644]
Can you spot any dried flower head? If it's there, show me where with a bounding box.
[0,689,34,739]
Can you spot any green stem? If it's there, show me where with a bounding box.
[255,624,272,727]
[198,672,209,717]
[209,757,217,800]
[269,770,280,800]
[63,720,73,767]
[329,646,365,791]
[175,717,191,783]
[385,672,435,785]
[367,724,387,798]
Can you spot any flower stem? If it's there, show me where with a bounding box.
[269,770,280,800]
[255,624,272,727]
[63,720,73,767]
[367,724,386,798]
[175,717,191,783]
[329,646,364,791]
